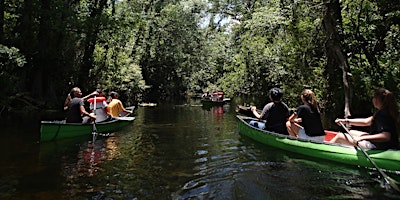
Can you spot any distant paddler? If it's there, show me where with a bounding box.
[107,91,133,117]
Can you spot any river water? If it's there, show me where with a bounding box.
[1,99,400,199]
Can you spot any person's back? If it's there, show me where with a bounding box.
[66,97,83,123]
[88,96,108,122]
[107,91,132,117]
[286,89,325,141]
[87,89,108,122]
[296,104,324,136]
[264,101,290,134]
[108,98,124,117]
[65,87,97,124]
[251,87,289,135]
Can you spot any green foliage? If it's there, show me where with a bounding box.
[93,44,146,104]
[1,0,399,114]
[341,0,400,114]
[0,45,26,110]
[212,0,328,108]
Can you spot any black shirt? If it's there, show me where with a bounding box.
[66,97,84,123]
[370,109,399,149]
[260,101,290,134]
[296,104,325,136]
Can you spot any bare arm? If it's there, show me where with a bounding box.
[117,101,132,114]
[288,113,296,122]
[336,116,373,127]
[358,131,391,143]
[82,91,98,101]
[288,113,302,123]
[63,95,71,110]
[80,105,96,119]
[123,106,133,114]
[251,106,261,119]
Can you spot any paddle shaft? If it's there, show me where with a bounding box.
[338,121,400,191]
[89,95,97,176]
[92,96,97,142]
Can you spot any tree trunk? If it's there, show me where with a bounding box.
[0,0,4,43]
[32,0,52,99]
[323,0,352,118]
[78,0,107,88]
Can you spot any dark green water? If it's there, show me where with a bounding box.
[1,99,399,199]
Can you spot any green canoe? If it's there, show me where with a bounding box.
[40,116,135,142]
[237,115,400,172]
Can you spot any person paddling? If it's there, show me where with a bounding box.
[107,91,132,117]
[330,88,399,150]
[250,87,290,135]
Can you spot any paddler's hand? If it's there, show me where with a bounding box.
[353,136,365,147]
[336,118,350,124]
[335,118,344,124]
[335,118,350,127]
[353,139,361,147]
[294,118,302,123]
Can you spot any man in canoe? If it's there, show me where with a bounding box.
[250,87,290,135]
[286,89,325,141]
[107,91,132,117]
[331,88,399,150]
[66,87,97,124]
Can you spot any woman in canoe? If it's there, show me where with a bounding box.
[286,89,325,141]
[66,87,97,123]
[331,88,399,150]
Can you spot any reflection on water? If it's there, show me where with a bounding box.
[1,101,400,199]
[76,135,120,177]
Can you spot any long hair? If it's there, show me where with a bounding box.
[301,89,320,112]
[69,87,80,98]
[373,88,399,122]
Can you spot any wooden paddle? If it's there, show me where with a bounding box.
[338,121,400,192]
[124,106,135,116]
[89,95,97,176]
[236,105,260,118]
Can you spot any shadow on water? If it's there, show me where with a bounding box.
[1,101,400,199]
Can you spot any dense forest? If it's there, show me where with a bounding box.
[1,0,399,120]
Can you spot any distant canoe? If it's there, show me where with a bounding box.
[188,93,204,99]
[200,98,231,107]
[40,116,135,142]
